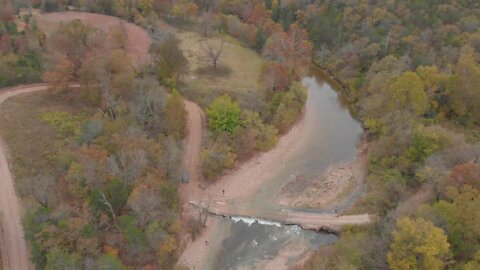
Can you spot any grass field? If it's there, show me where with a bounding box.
[0,90,93,197]
[177,32,265,110]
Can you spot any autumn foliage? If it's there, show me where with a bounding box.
[259,61,290,92]
[263,23,312,73]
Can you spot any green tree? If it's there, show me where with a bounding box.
[150,34,188,82]
[272,82,307,132]
[99,254,128,270]
[206,95,242,134]
[241,110,278,152]
[446,47,480,124]
[386,71,428,116]
[434,186,480,259]
[387,218,450,270]
[48,20,95,76]
[202,141,236,180]
[405,125,449,165]
[119,215,148,254]
[45,248,81,270]
[164,89,186,139]
[463,251,480,270]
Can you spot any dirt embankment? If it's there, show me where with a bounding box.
[277,141,370,209]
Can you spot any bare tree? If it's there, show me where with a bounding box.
[99,191,117,228]
[201,10,214,37]
[201,39,225,70]
[98,75,120,120]
[24,174,56,208]
[109,148,148,184]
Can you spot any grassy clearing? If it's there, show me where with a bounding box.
[0,90,93,196]
[177,31,265,110]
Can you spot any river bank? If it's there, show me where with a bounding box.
[276,141,370,209]
[178,71,369,269]
[179,110,307,269]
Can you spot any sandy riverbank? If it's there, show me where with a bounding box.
[276,141,369,209]
[178,115,307,269]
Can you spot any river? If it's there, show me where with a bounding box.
[203,70,364,269]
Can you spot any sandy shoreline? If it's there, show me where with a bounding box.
[276,141,370,209]
[178,115,307,269]
[178,107,370,269]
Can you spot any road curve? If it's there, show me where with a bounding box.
[0,84,55,270]
[0,84,202,270]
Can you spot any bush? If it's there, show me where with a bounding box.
[98,254,128,270]
[271,82,307,132]
[240,110,278,152]
[202,141,236,180]
[78,119,103,145]
[164,90,187,139]
[39,111,79,137]
[206,95,242,134]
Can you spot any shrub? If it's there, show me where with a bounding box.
[206,95,242,134]
[39,111,78,136]
[201,142,236,180]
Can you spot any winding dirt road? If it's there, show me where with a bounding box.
[0,84,54,270]
[0,85,206,270]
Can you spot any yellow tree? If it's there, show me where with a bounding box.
[386,71,428,116]
[387,218,450,270]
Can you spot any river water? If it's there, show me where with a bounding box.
[208,70,364,269]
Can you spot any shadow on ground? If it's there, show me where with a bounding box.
[195,65,232,77]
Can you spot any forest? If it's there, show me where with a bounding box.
[0,0,479,269]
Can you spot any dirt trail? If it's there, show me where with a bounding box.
[180,100,205,204]
[0,84,55,270]
[0,11,151,270]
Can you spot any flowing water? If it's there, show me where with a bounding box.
[208,69,364,269]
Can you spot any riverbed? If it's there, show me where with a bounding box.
[206,70,364,269]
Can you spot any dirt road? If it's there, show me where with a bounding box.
[180,100,205,204]
[0,84,55,270]
[0,11,151,270]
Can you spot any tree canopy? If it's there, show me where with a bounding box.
[387,218,450,270]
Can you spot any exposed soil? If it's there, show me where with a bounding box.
[276,141,370,209]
